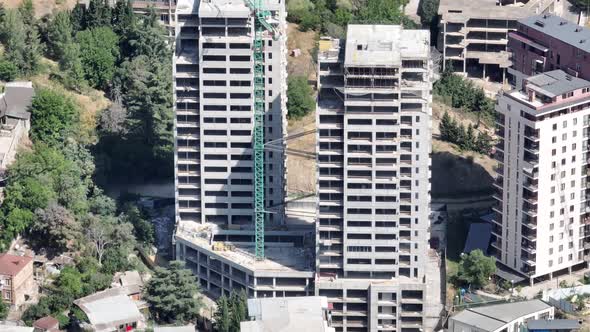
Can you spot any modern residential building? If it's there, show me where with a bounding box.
[316,25,443,332]
[240,296,335,332]
[507,14,590,89]
[437,0,563,82]
[172,0,316,300]
[493,70,590,284]
[448,299,554,332]
[0,254,35,308]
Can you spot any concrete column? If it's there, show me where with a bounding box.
[529,277,534,287]
[568,266,572,274]
[503,68,506,85]
[483,64,486,79]
[549,272,553,280]
[443,23,447,71]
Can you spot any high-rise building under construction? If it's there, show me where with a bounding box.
[316,25,443,332]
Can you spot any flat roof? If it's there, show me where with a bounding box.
[74,288,143,331]
[175,220,314,273]
[241,297,334,332]
[463,222,492,254]
[527,319,582,330]
[452,300,552,331]
[0,326,34,332]
[344,25,429,67]
[520,14,590,53]
[527,70,590,97]
[438,0,534,21]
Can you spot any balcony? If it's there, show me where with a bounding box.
[521,244,536,254]
[522,230,537,242]
[523,179,538,192]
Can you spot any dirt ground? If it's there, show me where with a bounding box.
[285,23,319,194]
[286,23,318,81]
[286,111,316,194]
[3,0,79,17]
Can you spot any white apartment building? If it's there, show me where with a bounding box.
[174,0,287,227]
[494,70,590,284]
[316,25,443,332]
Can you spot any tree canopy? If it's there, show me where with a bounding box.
[144,261,204,324]
[76,26,119,89]
[29,89,80,147]
[455,249,496,288]
[287,76,315,119]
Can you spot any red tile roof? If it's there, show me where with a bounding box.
[33,316,59,330]
[0,254,32,276]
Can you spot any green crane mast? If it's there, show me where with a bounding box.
[243,0,277,260]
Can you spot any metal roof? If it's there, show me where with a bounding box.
[527,70,590,97]
[451,300,552,332]
[527,319,582,330]
[520,14,590,53]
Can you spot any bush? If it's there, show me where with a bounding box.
[0,59,18,81]
[455,249,496,289]
[287,76,315,119]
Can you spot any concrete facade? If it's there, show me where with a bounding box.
[437,0,562,82]
[316,25,442,332]
[508,14,590,89]
[493,70,590,283]
[173,0,287,226]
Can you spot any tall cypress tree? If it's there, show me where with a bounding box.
[71,4,86,32]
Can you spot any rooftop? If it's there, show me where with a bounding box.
[74,287,144,331]
[240,296,334,332]
[527,319,583,330]
[526,70,590,97]
[154,325,196,332]
[451,300,552,332]
[0,254,32,276]
[520,14,590,53]
[32,316,59,331]
[438,0,539,21]
[0,81,34,120]
[0,326,34,332]
[175,220,314,273]
[344,25,429,67]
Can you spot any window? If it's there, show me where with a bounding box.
[549,248,553,255]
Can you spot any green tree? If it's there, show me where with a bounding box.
[120,204,154,247]
[229,290,248,332]
[46,11,73,59]
[439,111,453,141]
[70,4,86,32]
[0,58,18,81]
[33,203,81,253]
[76,27,119,89]
[85,0,112,29]
[456,249,496,288]
[55,266,84,298]
[1,9,41,76]
[214,295,232,332]
[144,261,204,324]
[111,0,135,36]
[462,124,475,150]
[418,0,439,26]
[475,131,493,154]
[18,0,34,26]
[21,298,51,325]
[119,54,173,164]
[84,215,135,266]
[287,76,315,119]
[59,41,87,91]
[89,192,116,216]
[0,299,7,320]
[29,89,80,147]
